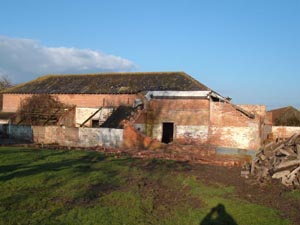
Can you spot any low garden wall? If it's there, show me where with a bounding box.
[6,125,123,148]
[7,124,33,141]
[272,126,300,140]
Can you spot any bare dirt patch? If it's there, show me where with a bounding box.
[131,158,300,224]
[187,163,300,225]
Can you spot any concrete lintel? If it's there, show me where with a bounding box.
[145,91,211,100]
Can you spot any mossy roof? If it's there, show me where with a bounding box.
[3,72,211,94]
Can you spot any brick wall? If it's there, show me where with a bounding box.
[148,99,210,125]
[75,107,114,127]
[32,126,78,144]
[209,102,262,150]
[272,126,300,140]
[0,94,3,111]
[209,126,260,150]
[59,107,76,127]
[123,123,162,150]
[145,99,210,144]
[2,93,137,112]
[210,102,261,127]
[79,128,123,147]
[2,94,31,112]
[237,104,266,117]
[135,99,263,149]
[4,93,265,150]
[32,126,123,147]
[56,94,136,108]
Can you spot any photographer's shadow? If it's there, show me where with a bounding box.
[200,204,238,225]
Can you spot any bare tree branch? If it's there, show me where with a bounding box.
[0,75,13,91]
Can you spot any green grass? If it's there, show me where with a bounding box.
[284,189,300,201]
[0,147,291,225]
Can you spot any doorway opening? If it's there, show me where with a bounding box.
[91,120,99,127]
[162,122,174,144]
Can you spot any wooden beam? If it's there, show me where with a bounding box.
[231,104,255,119]
[209,92,255,119]
[43,108,62,125]
[80,107,102,127]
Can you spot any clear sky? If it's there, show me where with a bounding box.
[0,0,299,110]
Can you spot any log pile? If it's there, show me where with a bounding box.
[248,133,300,187]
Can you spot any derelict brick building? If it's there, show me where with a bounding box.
[0,71,265,150]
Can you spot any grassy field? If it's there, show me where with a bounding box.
[0,147,293,225]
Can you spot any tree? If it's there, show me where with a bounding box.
[15,94,73,125]
[0,75,13,92]
[274,117,300,126]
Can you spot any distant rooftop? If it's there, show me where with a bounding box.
[268,106,300,126]
[3,71,212,94]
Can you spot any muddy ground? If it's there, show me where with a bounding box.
[185,162,300,224]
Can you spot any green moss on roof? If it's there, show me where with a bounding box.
[3,71,211,94]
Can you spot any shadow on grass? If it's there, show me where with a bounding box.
[0,150,74,178]
[0,151,107,182]
[0,148,69,161]
[0,163,26,173]
[0,148,36,155]
[0,151,124,212]
[200,204,238,225]
[0,159,81,181]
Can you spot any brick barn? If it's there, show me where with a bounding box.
[0,71,266,151]
[267,106,300,126]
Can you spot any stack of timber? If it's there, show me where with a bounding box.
[249,133,300,187]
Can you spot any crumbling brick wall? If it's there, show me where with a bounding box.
[123,123,162,150]
[145,98,210,144]
[272,126,300,140]
[209,102,263,150]
[31,126,123,148]
[135,99,264,150]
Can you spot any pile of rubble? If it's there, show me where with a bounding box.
[244,133,300,187]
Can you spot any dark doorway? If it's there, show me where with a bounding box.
[162,122,174,144]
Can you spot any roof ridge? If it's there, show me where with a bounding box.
[268,106,296,113]
[37,71,185,78]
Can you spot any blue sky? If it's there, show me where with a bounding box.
[0,0,299,109]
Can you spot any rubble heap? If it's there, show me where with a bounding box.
[248,133,300,187]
